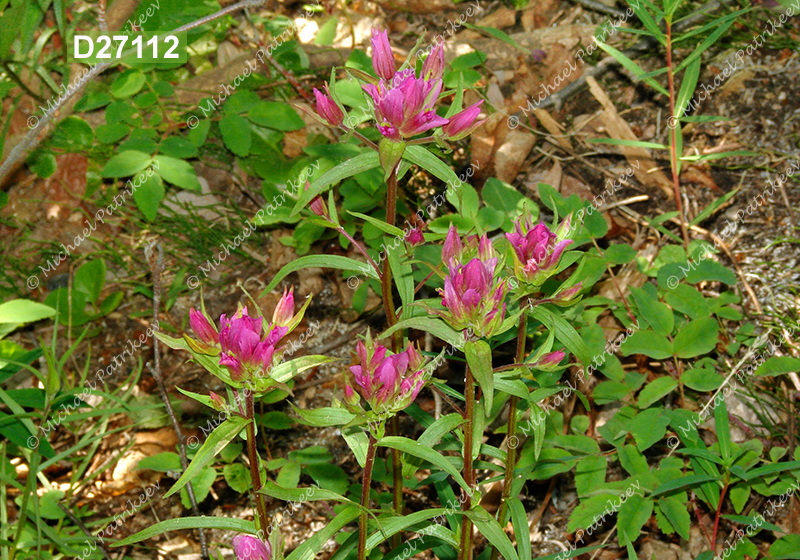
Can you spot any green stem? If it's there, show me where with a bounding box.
[665,17,690,249]
[459,364,475,560]
[382,163,404,548]
[245,392,269,535]
[491,315,527,560]
[358,435,378,560]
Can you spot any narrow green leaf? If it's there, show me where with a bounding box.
[714,399,731,461]
[403,413,464,478]
[466,507,520,560]
[675,56,701,119]
[366,509,448,552]
[690,188,740,226]
[651,474,719,497]
[379,436,470,492]
[531,306,591,365]
[263,255,378,294]
[403,145,462,186]
[386,236,414,314]
[347,211,405,237]
[589,138,668,150]
[285,506,360,560]
[113,516,256,546]
[163,416,249,499]
[379,317,464,349]
[292,406,355,427]
[508,498,531,560]
[291,152,380,215]
[462,23,530,53]
[260,481,357,506]
[594,41,669,97]
[465,340,494,417]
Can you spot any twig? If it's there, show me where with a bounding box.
[57,504,112,560]
[145,241,210,560]
[98,0,108,33]
[0,0,269,187]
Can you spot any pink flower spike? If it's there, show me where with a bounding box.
[189,308,218,345]
[443,100,485,140]
[313,84,344,127]
[233,535,272,560]
[370,28,395,80]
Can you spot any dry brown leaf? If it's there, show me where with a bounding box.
[586,76,674,198]
[494,130,536,183]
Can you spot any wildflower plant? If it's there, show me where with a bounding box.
[123,27,595,560]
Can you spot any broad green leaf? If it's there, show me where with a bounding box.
[756,356,800,377]
[263,255,379,294]
[379,436,470,492]
[74,259,106,304]
[223,463,250,493]
[672,317,718,358]
[219,113,252,157]
[465,340,494,417]
[620,330,673,359]
[575,455,607,498]
[658,497,691,540]
[132,173,164,222]
[617,495,653,546]
[113,516,256,546]
[111,69,146,98]
[101,150,152,177]
[0,300,56,324]
[637,377,677,409]
[248,102,305,131]
[163,416,249,499]
[628,408,670,451]
[630,286,674,337]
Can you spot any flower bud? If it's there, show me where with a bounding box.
[370,28,395,80]
[272,287,295,327]
[405,228,424,247]
[443,100,486,141]
[422,42,445,81]
[189,308,218,345]
[209,391,226,412]
[313,84,344,127]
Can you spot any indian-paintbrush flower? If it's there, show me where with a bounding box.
[405,227,424,247]
[506,212,574,287]
[233,534,271,560]
[363,30,448,141]
[217,307,287,382]
[435,226,507,337]
[345,336,426,416]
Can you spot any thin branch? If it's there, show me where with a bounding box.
[145,241,210,560]
[0,0,268,187]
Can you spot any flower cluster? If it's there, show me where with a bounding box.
[188,289,301,383]
[433,226,508,338]
[505,212,577,291]
[343,335,426,419]
[313,28,485,143]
